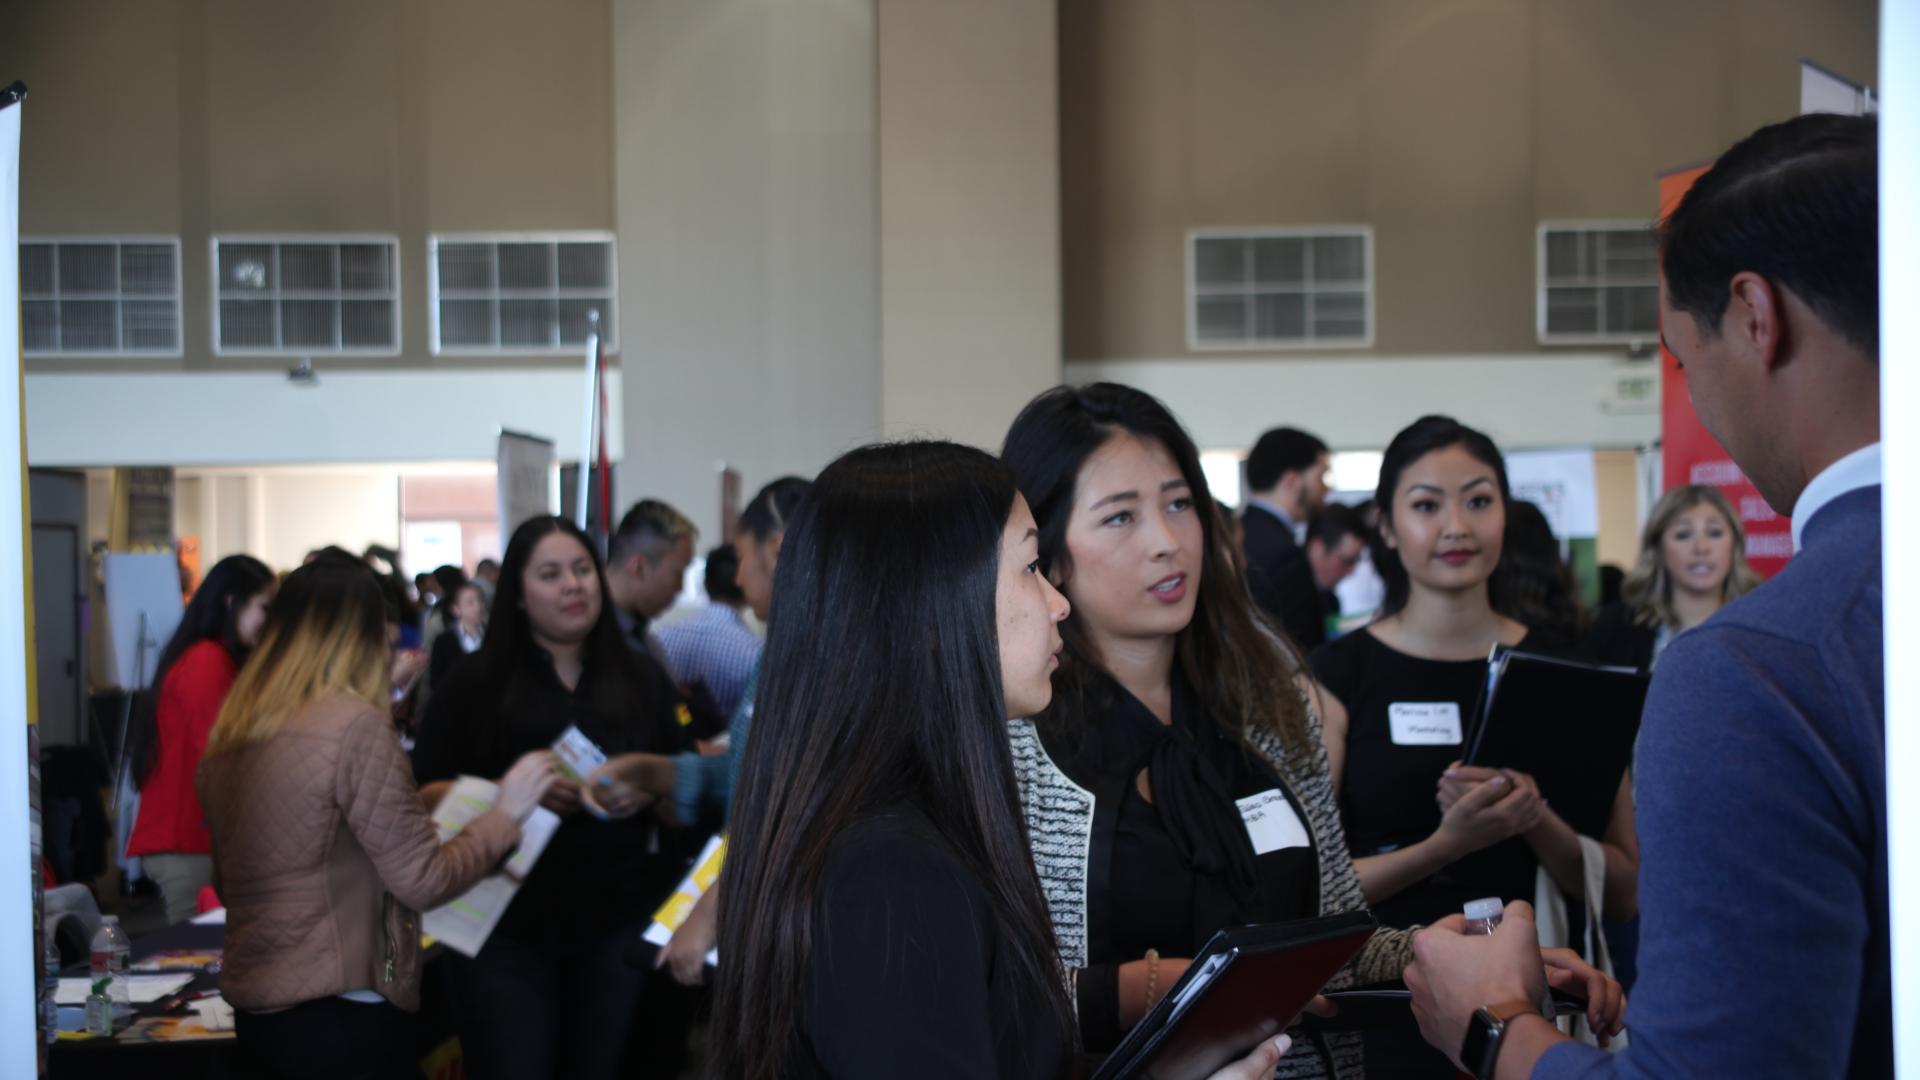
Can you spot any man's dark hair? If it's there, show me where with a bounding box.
[609,498,696,564]
[704,544,744,605]
[476,558,499,574]
[1661,112,1877,358]
[1246,427,1329,492]
[1306,503,1363,550]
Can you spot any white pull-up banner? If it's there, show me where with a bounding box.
[0,82,42,1077]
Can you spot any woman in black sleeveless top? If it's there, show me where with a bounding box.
[1310,418,1638,1077]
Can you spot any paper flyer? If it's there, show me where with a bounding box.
[641,834,725,967]
[421,777,560,957]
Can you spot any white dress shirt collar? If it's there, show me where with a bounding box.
[1791,442,1882,552]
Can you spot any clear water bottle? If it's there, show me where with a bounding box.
[42,935,59,1043]
[1463,898,1556,1018]
[85,915,131,1035]
[1464,897,1504,935]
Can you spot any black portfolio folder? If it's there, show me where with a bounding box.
[1092,911,1378,1080]
[1463,648,1650,839]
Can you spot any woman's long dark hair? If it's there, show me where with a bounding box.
[464,515,650,765]
[738,476,811,542]
[711,442,1072,1080]
[1497,499,1585,643]
[130,554,274,788]
[1374,415,1514,619]
[1001,383,1312,755]
[428,564,467,632]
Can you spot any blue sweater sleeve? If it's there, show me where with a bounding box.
[670,663,759,826]
[1533,626,1876,1080]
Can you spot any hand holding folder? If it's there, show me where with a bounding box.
[1463,649,1648,839]
[1092,911,1378,1080]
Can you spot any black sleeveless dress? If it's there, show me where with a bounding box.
[1311,627,1570,1080]
[1309,629,1538,930]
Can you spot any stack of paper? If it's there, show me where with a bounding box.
[55,973,194,1006]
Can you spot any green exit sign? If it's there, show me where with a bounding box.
[1616,376,1655,402]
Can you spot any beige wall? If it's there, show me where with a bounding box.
[877,0,1063,450]
[1061,0,1880,360]
[9,0,185,233]
[612,0,883,539]
[5,0,616,372]
[1593,448,1642,571]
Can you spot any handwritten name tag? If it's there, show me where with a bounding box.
[1387,702,1463,746]
[1235,789,1311,855]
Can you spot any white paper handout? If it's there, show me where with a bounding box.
[421,776,560,958]
[55,972,194,1006]
[189,994,236,1031]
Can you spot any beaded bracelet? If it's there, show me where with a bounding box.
[1145,948,1161,1012]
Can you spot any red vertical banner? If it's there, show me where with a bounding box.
[1657,165,1795,577]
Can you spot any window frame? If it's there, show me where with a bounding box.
[208,233,404,358]
[1185,225,1376,352]
[426,231,620,357]
[1535,220,1661,347]
[21,235,185,358]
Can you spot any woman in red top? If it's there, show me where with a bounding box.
[127,554,276,923]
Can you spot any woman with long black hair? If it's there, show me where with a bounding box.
[711,441,1292,1080]
[1310,417,1637,924]
[1309,416,1635,1077]
[999,384,1415,1079]
[412,515,690,1080]
[127,553,277,923]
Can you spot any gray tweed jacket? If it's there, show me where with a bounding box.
[1008,699,1414,1080]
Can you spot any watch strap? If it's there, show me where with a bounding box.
[1464,999,1547,1080]
[1486,999,1542,1024]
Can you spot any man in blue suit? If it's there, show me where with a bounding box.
[1405,112,1887,1079]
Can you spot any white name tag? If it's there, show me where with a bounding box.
[1235,789,1311,856]
[1388,702,1463,746]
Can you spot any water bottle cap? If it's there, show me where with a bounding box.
[100,915,119,925]
[1463,898,1504,922]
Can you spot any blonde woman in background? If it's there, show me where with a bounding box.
[198,553,554,1080]
[1586,485,1762,671]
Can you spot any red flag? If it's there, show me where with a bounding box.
[594,336,613,550]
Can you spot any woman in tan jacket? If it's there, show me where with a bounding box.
[199,554,555,1080]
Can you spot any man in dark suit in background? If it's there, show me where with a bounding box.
[1241,426,1332,648]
